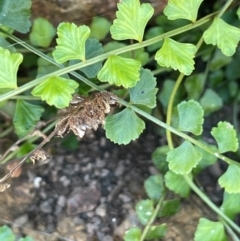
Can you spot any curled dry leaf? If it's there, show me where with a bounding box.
[7,161,22,178]
[30,149,48,164]
[0,183,10,192]
[55,91,117,138]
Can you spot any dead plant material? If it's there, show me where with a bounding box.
[0,91,117,191]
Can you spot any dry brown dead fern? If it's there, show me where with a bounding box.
[0,91,117,191]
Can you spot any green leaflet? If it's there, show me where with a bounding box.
[0,0,31,33]
[145,224,167,240]
[105,108,145,145]
[136,199,154,225]
[218,164,240,193]
[220,192,240,219]
[90,17,111,40]
[13,100,44,137]
[144,174,165,202]
[200,88,223,115]
[163,0,203,22]
[69,38,104,78]
[211,121,239,153]
[129,68,158,108]
[194,218,227,241]
[167,141,202,174]
[29,18,56,48]
[124,227,141,241]
[98,55,141,88]
[164,171,191,197]
[155,38,197,76]
[110,0,154,42]
[0,47,22,89]
[177,100,204,135]
[31,76,79,109]
[52,23,90,63]
[0,225,15,241]
[203,17,240,56]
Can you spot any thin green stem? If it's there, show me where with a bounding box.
[0,12,217,102]
[221,218,240,241]
[140,192,166,241]
[184,175,240,234]
[166,73,184,149]
[117,100,240,168]
[0,126,13,138]
[218,0,235,18]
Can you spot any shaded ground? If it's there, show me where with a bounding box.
[0,129,217,241]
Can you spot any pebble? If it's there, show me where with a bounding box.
[57,195,66,207]
[59,175,70,187]
[33,176,42,188]
[96,158,106,168]
[95,204,106,217]
[40,200,53,213]
[114,163,125,176]
[14,214,28,226]
[119,193,131,203]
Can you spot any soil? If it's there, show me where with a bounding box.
[0,128,219,241]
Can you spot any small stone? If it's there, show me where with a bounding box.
[59,176,70,187]
[95,204,106,217]
[114,163,125,176]
[14,214,28,226]
[57,195,66,207]
[96,158,106,168]
[100,169,110,177]
[82,163,93,172]
[40,200,52,213]
[102,235,113,241]
[33,177,42,188]
[148,165,159,175]
[119,194,131,203]
[100,137,106,146]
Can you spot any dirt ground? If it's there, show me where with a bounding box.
[0,128,220,241]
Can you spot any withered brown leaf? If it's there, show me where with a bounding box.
[55,91,117,138]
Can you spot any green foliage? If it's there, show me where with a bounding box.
[199,88,223,115]
[52,23,90,63]
[145,224,167,240]
[69,38,104,78]
[0,0,240,240]
[218,164,240,193]
[211,121,239,153]
[105,108,145,144]
[110,0,154,42]
[0,47,22,89]
[203,17,240,56]
[164,171,191,197]
[136,199,154,225]
[167,141,202,174]
[0,225,33,241]
[124,227,141,241]
[177,100,204,135]
[155,38,197,75]
[220,192,240,219]
[0,225,14,241]
[98,55,141,88]
[29,18,56,48]
[164,0,203,22]
[144,174,164,202]
[194,218,227,241]
[158,199,180,217]
[13,100,44,137]
[31,76,79,108]
[0,0,31,33]
[90,17,111,40]
[129,68,158,108]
